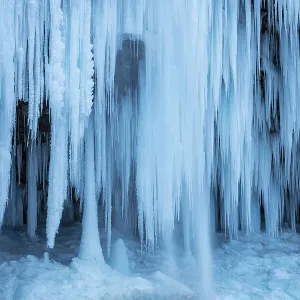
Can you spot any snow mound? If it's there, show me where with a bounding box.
[0,255,195,300]
[110,239,130,275]
[2,225,300,299]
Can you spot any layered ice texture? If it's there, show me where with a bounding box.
[0,0,300,299]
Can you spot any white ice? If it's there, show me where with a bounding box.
[1,224,300,299]
[111,239,130,275]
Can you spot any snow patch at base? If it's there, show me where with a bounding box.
[0,256,195,300]
[1,225,300,299]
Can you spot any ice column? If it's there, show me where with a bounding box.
[78,113,104,263]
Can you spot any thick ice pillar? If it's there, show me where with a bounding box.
[78,113,104,263]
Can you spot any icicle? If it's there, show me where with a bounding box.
[27,0,37,138]
[64,0,94,190]
[16,187,24,227]
[10,152,17,227]
[0,1,16,226]
[46,117,68,248]
[92,0,118,258]
[47,0,65,118]
[46,0,67,248]
[42,137,49,191]
[65,0,81,187]
[27,143,38,239]
[4,152,17,227]
[16,144,23,185]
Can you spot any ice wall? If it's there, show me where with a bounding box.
[0,0,300,298]
[0,1,15,230]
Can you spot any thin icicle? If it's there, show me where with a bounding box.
[27,143,38,239]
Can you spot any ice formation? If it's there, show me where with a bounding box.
[111,239,130,275]
[0,0,299,298]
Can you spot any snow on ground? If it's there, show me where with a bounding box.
[0,224,300,299]
[213,232,300,299]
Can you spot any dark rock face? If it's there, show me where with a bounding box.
[15,100,50,186]
[114,39,145,98]
[14,37,145,192]
[38,102,51,137]
[16,100,50,144]
[16,100,29,145]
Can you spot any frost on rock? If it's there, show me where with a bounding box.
[0,1,300,299]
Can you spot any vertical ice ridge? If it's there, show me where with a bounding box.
[46,0,67,248]
[27,143,38,239]
[0,1,16,226]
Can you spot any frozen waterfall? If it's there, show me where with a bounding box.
[0,0,300,298]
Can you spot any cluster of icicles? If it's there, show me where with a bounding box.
[0,0,300,297]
